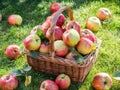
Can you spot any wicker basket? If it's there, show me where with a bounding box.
[25,7,102,82]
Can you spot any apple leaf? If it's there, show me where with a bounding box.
[11,70,25,77]
[36,29,46,40]
[74,54,85,63]
[23,66,32,72]
[29,50,39,59]
[24,75,32,87]
[68,84,78,90]
[113,71,120,81]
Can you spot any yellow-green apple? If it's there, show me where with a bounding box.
[0,74,18,90]
[66,20,81,33]
[40,80,59,90]
[92,72,112,90]
[56,14,66,27]
[5,44,21,59]
[76,37,94,55]
[80,29,96,43]
[62,28,80,47]
[97,8,112,21]
[50,2,61,13]
[46,26,63,41]
[54,40,68,57]
[65,52,75,61]
[86,16,101,32]
[8,14,22,25]
[39,42,50,53]
[24,34,41,51]
[0,13,2,22]
[55,74,71,89]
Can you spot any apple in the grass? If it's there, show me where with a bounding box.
[5,44,21,59]
[54,40,68,57]
[46,26,63,41]
[86,16,101,32]
[24,34,41,51]
[0,13,2,22]
[62,28,80,47]
[56,14,66,27]
[92,72,112,90]
[50,2,61,13]
[97,8,112,21]
[8,14,22,25]
[80,29,96,43]
[76,37,94,55]
[39,42,50,53]
[66,20,81,33]
[55,74,71,89]
[0,74,18,90]
[40,80,59,90]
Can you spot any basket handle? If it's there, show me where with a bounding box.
[48,6,74,57]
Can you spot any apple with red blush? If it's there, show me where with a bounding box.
[50,2,61,13]
[39,42,50,53]
[56,14,66,27]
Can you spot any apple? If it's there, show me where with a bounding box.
[40,80,59,90]
[56,14,66,27]
[80,29,96,43]
[39,42,50,53]
[0,74,18,90]
[24,34,41,51]
[76,37,94,55]
[86,16,101,32]
[66,20,81,33]
[5,44,21,59]
[0,13,2,22]
[50,2,61,13]
[46,26,63,41]
[62,28,80,47]
[46,16,53,27]
[8,14,22,25]
[54,40,68,57]
[97,8,112,21]
[65,52,75,61]
[55,74,71,89]
[92,72,112,90]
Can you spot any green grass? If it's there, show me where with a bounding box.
[0,0,120,90]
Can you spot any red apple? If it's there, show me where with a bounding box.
[5,44,21,59]
[46,26,63,41]
[0,13,2,22]
[24,34,41,50]
[66,20,81,33]
[50,2,61,13]
[8,14,22,25]
[62,28,80,47]
[40,80,59,90]
[65,52,75,61]
[0,74,18,90]
[80,29,96,43]
[76,37,94,55]
[97,8,112,21]
[54,40,68,57]
[46,16,53,27]
[56,14,66,27]
[92,72,112,90]
[39,42,50,53]
[55,74,71,89]
[86,16,101,32]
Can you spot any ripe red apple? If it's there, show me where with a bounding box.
[8,14,22,25]
[0,74,18,90]
[5,44,21,59]
[50,2,61,13]
[80,29,96,43]
[39,42,50,53]
[92,72,112,90]
[76,37,94,55]
[86,16,101,32]
[24,34,41,51]
[97,8,112,21]
[0,13,2,22]
[55,74,71,89]
[66,20,81,33]
[40,80,59,90]
[46,26,63,41]
[46,16,53,27]
[56,14,66,27]
[54,40,68,57]
[62,28,80,47]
